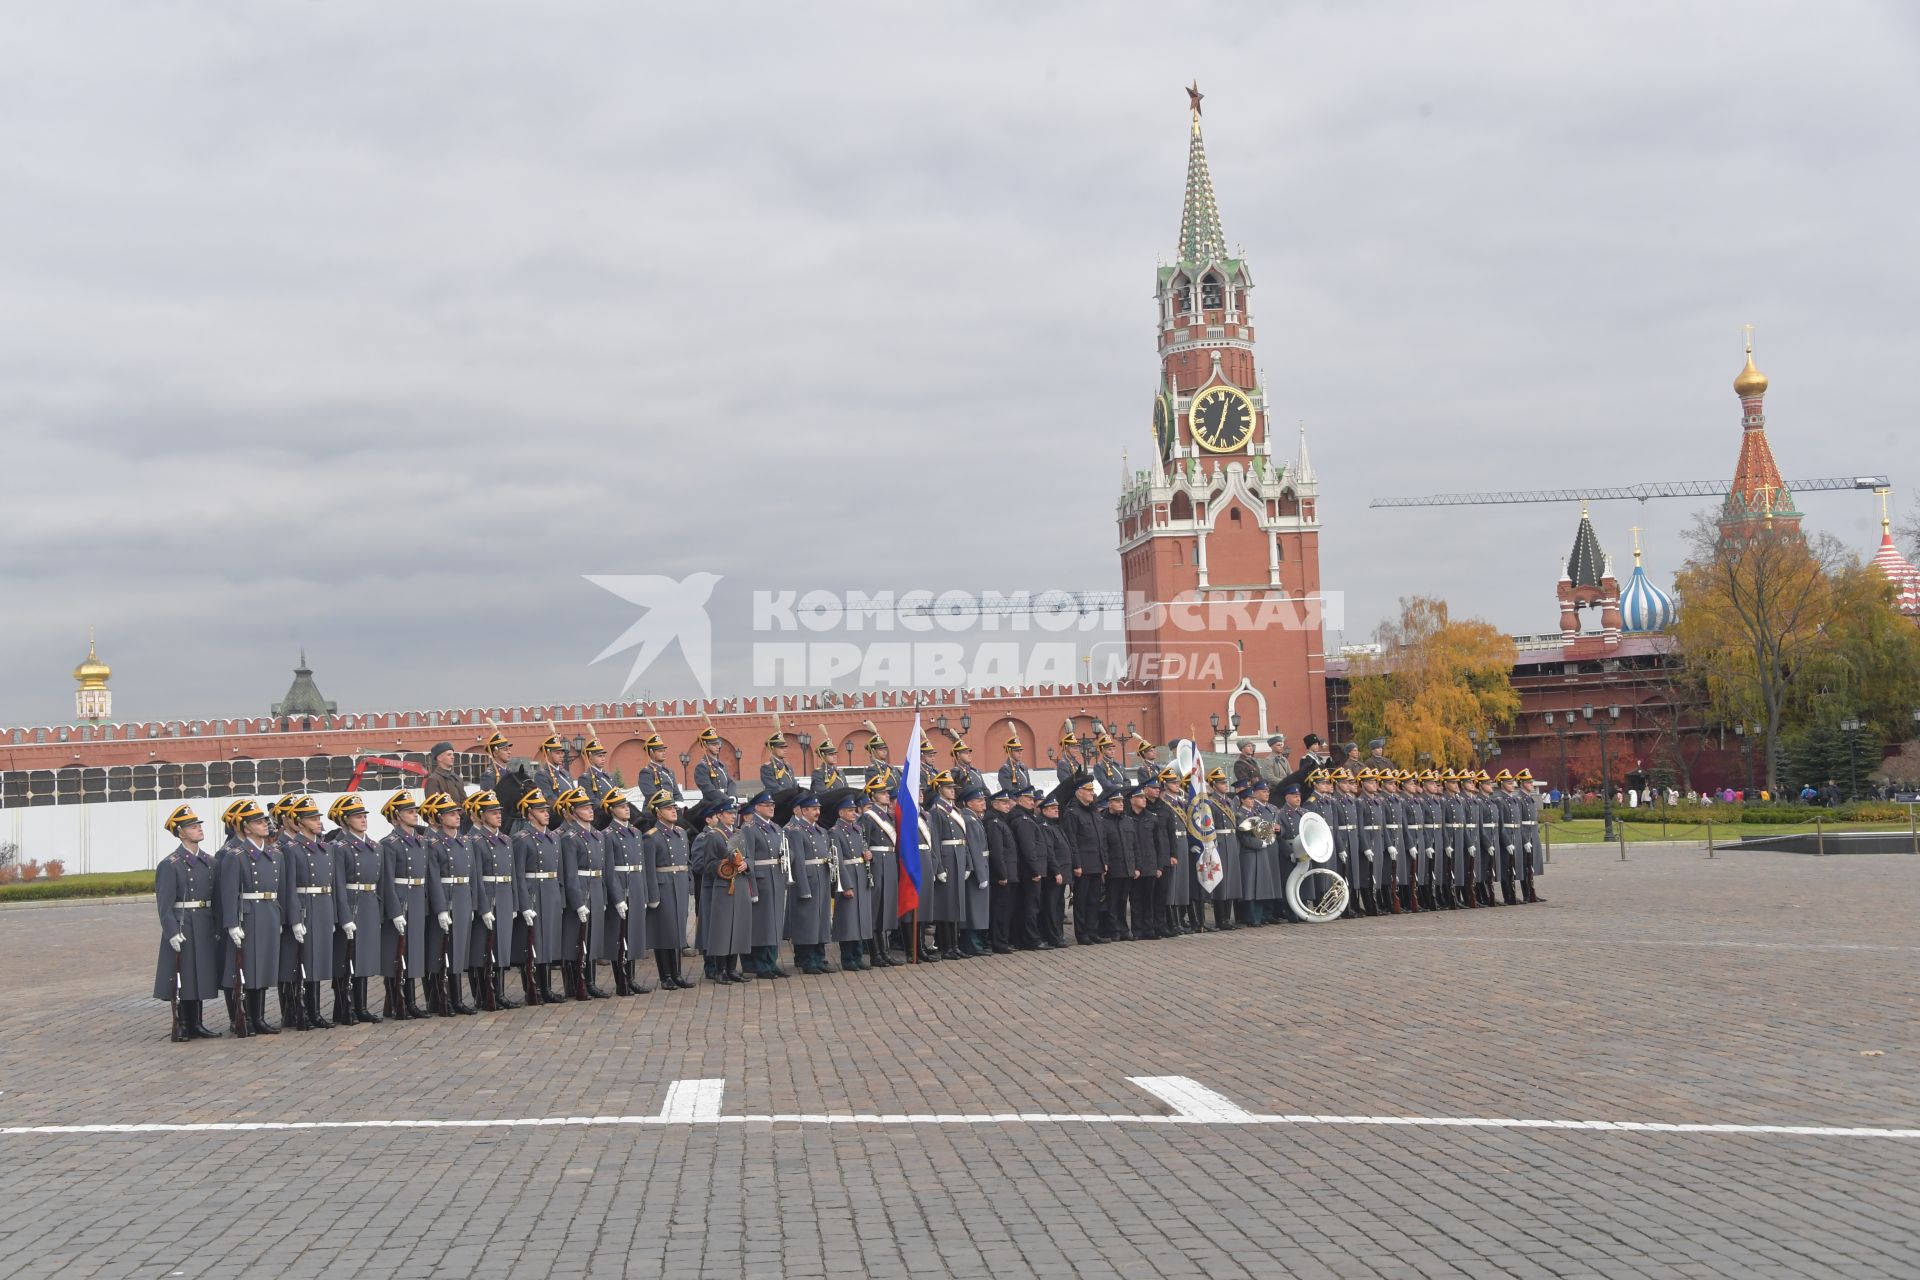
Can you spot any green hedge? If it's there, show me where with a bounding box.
[0,870,155,902]
[1547,801,1910,826]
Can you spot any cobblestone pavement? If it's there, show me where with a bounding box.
[0,847,1914,1279]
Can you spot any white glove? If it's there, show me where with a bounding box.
[169,933,184,952]
[523,909,537,925]
[1505,844,1515,856]
[228,926,245,946]
[482,911,495,929]
[936,871,949,883]
[647,901,659,909]
[437,911,452,931]
[576,904,590,922]
[343,921,357,939]
[1388,846,1398,858]
[393,915,407,935]
[293,923,307,943]
[615,901,628,919]
[1524,842,1533,853]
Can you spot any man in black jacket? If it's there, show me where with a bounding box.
[982,790,1018,953]
[1062,776,1105,945]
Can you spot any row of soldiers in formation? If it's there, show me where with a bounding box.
[151,727,1544,1040]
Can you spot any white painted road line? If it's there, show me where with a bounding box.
[1129,1076,1258,1122]
[1,1077,1915,1140]
[1361,934,1920,954]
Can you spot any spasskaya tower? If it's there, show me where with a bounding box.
[1115,84,1328,753]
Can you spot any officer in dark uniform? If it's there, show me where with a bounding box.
[1147,770,1187,935]
[1007,787,1047,948]
[632,733,679,806]
[218,798,284,1035]
[1232,740,1263,789]
[1036,790,1072,947]
[530,735,574,805]
[997,730,1033,795]
[1439,770,1467,908]
[1327,768,1362,919]
[693,725,734,803]
[812,725,847,791]
[465,789,523,1009]
[155,805,222,1041]
[1473,770,1500,906]
[1382,770,1415,914]
[760,729,797,793]
[578,738,621,813]
[1099,789,1135,940]
[1061,775,1104,945]
[983,788,1018,953]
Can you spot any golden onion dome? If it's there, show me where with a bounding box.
[73,634,111,688]
[1734,339,1768,398]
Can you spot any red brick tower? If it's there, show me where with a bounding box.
[1115,85,1327,752]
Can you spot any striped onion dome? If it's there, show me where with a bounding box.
[1619,537,1675,634]
[1871,520,1920,617]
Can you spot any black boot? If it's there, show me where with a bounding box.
[305,981,334,1029]
[169,1000,188,1043]
[612,955,633,996]
[189,1000,223,1039]
[520,960,543,1006]
[450,972,477,1014]
[541,963,566,1003]
[247,988,279,1035]
[223,988,248,1036]
[491,967,520,1009]
[278,982,303,1031]
[585,960,611,999]
[354,978,381,1024]
[1524,877,1544,904]
[332,980,355,1026]
[403,978,427,1018]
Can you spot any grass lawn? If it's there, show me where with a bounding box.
[1545,816,1916,845]
[0,869,156,902]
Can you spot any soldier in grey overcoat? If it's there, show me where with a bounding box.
[1355,772,1387,917]
[216,799,284,1035]
[646,793,696,990]
[1202,773,1241,931]
[829,792,872,970]
[423,791,479,1015]
[556,788,612,1000]
[154,805,222,1040]
[465,790,523,1010]
[693,729,733,803]
[997,732,1033,795]
[947,740,985,797]
[379,791,445,1020]
[578,738,621,812]
[1518,770,1545,903]
[1379,773,1409,915]
[812,731,847,792]
[759,730,798,793]
[631,735,679,808]
[691,798,753,982]
[926,778,969,957]
[784,793,834,974]
[602,790,656,996]
[742,792,789,979]
[513,791,566,1003]
[328,794,385,1025]
[1474,773,1501,905]
[530,735,575,805]
[858,778,901,966]
[276,795,341,1030]
[1495,772,1526,905]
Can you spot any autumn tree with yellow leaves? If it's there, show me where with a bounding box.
[1346,597,1520,769]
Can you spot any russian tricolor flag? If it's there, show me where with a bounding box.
[895,713,922,921]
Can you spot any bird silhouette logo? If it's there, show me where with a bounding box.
[585,573,722,696]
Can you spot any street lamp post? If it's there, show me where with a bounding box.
[1545,711,1573,819]
[679,752,692,788]
[1840,717,1862,800]
[795,731,812,784]
[1585,704,1621,841]
[1209,712,1221,755]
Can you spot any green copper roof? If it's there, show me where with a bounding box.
[1177,117,1228,267]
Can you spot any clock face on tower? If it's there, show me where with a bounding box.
[1188,385,1255,453]
[1152,395,1175,457]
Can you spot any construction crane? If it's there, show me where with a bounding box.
[1370,474,1889,509]
[900,590,1123,620]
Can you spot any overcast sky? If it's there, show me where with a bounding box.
[3,2,1915,726]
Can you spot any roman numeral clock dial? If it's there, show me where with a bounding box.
[1187,385,1255,453]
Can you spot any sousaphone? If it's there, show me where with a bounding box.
[1285,810,1347,923]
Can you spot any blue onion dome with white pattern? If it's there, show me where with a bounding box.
[1619,537,1676,634]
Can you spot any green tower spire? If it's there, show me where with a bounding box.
[1177,81,1227,266]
